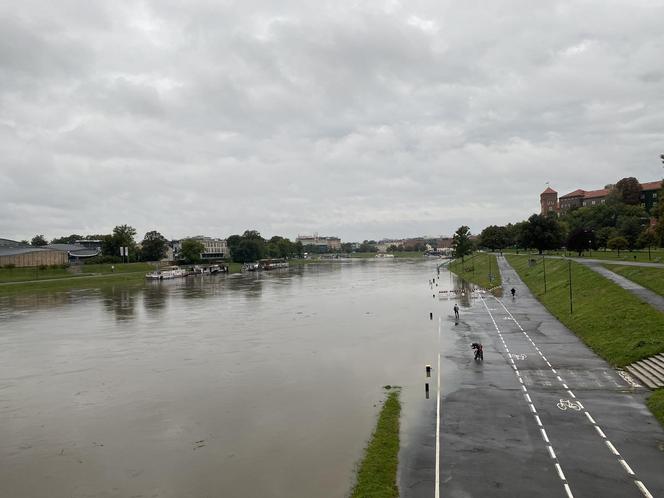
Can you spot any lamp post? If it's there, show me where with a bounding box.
[542,254,547,294]
[568,260,573,315]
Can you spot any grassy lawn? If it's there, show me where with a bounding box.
[351,388,401,498]
[448,253,501,289]
[604,265,664,297]
[577,249,664,264]
[0,272,147,296]
[647,389,664,429]
[81,262,155,274]
[506,255,664,367]
[0,266,71,283]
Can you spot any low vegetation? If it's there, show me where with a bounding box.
[506,255,664,367]
[351,388,401,498]
[647,390,664,428]
[602,265,664,297]
[449,253,501,289]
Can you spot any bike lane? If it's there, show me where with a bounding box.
[437,289,566,497]
[491,255,663,497]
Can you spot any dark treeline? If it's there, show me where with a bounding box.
[477,177,664,255]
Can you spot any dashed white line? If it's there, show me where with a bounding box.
[547,445,556,459]
[555,463,566,481]
[491,291,654,498]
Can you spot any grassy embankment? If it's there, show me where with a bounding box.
[500,248,664,263]
[506,255,664,367]
[604,265,664,297]
[448,253,501,289]
[351,388,401,498]
[647,390,664,428]
[0,263,156,295]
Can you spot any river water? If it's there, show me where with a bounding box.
[0,259,457,497]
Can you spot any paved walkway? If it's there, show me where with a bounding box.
[411,256,664,498]
[579,261,664,313]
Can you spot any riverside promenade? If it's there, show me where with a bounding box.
[413,255,664,498]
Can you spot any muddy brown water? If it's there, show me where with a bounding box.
[0,260,462,498]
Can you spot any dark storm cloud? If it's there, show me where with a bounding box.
[1,0,663,242]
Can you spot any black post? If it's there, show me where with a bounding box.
[568,260,573,315]
[542,254,547,294]
[649,244,651,261]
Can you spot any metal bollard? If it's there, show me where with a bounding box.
[426,365,431,377]
[430,312,433,320]
[425,383,430,399]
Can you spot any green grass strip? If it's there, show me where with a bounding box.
[448,252,502,289]
[647,389,664,429]
[604,265,664,298]
[506,255,664,367]
[351,389,401,498]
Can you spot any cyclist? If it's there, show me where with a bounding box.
[471,342,483,360]
[510,287,516,298]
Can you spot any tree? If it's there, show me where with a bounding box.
[607,236,628,255]
[452,226,473,262]
[141,231,168,261]
[595,227,615,251]
[519,214,564,254]
[51,234,83,244]
[479,225,507,251]
[102,224,137,259]
[614,177,642,205]
[637,229,656,251]
[31,235,47,246]
[566,228,595,256]
[617,215,643,250]
[232,239,264,263]
[180,239,205,263]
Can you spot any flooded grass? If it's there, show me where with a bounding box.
[351,389,401,498]
[449,252,501,289]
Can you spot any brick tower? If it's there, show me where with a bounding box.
[540,187,558,216]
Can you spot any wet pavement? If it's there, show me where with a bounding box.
[407,255,664,498]
[0,260,448,498]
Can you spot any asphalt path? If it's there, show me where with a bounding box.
[405,256,664,498]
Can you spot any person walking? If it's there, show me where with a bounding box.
[453,304,459,320]
[471,343,483,360]
[510,287,516,298]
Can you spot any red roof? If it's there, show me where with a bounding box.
[560,189,585,199]
[541,187,557,195]
[583,188,609,199]
[640,180,662,191]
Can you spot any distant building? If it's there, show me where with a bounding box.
[0,239,69,267]
[45,243,100,262]
[296,234,342,252]
[540,187,558,216]
[188,236,229,260]
[542,180,662,215]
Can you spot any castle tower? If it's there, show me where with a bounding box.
[540,187,558,216]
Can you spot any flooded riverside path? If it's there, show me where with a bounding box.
[0,259,457,498]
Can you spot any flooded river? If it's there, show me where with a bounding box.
[0,259,457,497]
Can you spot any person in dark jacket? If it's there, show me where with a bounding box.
[471,342,483,360]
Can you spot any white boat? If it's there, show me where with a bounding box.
[145,266,188,280]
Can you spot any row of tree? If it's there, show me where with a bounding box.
[468,177,664,257]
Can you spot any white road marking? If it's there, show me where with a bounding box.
[635,480,654,498]
[435,319,441,498]
[619,459,635,475]
[491,292,654,498]
[480,296,573,497]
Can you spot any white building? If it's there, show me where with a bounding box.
[296,234,342,251]
[191,236,228,259]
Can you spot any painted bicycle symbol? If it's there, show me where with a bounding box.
[557,399,582,411]
[513,354,527,360]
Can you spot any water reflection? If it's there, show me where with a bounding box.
[100,285,139,321]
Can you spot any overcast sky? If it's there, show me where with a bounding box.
[1,0,663,243]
